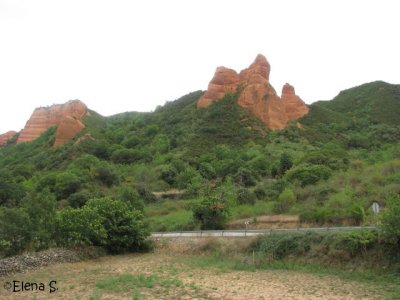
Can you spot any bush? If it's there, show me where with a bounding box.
[0,207,32,257]
[0,171,27,206]
[192,195,230,230]
[111,148,142,164]
[279,153,293,175]
[380,195,400,249]
[234,167,256,187]
[137,186,157,203]
[251,230,378,261]
[286,164,332,187]
[251,232,322,260]
[159,164,178,186]
[237,188,256,205]
[56,198,149,253]
[86,198,149,253]
[95,166,120,187]
[22,189,57,250]
[273,188,296,213]
[117,187,144,212]
[55,206,107,247]
[54,172,82,199]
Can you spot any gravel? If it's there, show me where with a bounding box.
[0,247,104,276]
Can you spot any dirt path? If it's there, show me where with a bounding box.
[0,251,385,300]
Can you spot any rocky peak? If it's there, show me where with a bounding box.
[17,100,90,146]
[282,83,296,95]
[239,53,270,82]
[0,131,17,147]
[281,83,309,120]
[197,54,308,130]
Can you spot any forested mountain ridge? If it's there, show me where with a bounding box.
[0,77,399,258]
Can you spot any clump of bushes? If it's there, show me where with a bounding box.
[56,198,150,254]
[250,229,379,262]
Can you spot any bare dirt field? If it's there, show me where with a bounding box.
[0,242,388,300]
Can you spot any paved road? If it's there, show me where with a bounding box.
[151,226,376,238]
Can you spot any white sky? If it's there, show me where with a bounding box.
[0,0,399,133]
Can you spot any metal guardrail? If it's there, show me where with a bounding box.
[151,226,376,238]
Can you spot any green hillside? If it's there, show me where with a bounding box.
[318,81,400,125]
[0,81,400,258]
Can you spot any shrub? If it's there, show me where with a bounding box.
[273,188,296,213]
[56,198,149,253]
[0,207,32,257]
[159,164,178,186]
[330,230,378,256]
[54,172,82,199]
[55,206,107,247]
[286,164,332,187]
[251,232,322,260]
[117,186,144,212]
[176,167,202,190]
[380,195,400,249]
[137,186,157,203]
[95,166,120,187]
[111,148,141,164]
[234,167,256,187]
[86,198,149,253]
[0,171,27,206]
[22,189,57,250]
[279,153,293,175]
[237,188,256,205]
[192,195,230,230]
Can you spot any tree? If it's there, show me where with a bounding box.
[111,148,141,164]
[56,198,149,253]
[234,167,256,187]
[95,165,120,187]
[0,207,32,257]
[279,153,293,175]
[85,198,149,253]
[54,172,81,199]
[237,188,256,205]
[191,184,232,230]
[380,195,400,249]
[22,189,57,250]
[286,164,332,187]
[117,186,144,212]
[0,171,27,206]
[273,188,296,214]
[55,206,107,247]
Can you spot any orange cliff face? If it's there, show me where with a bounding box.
[281,83,309,120]
[0,131,17,146]
[197,54,309,130]
[17,100,90,146]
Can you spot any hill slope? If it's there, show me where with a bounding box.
[0,80,399,258]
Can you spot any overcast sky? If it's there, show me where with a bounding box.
[0,0,399,134]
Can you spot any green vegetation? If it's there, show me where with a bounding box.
[0,81,400,260]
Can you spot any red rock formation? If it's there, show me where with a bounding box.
[17,100,89,146]
[0,131,17,146]
[281,83,309,120]
[197,67,239,108]
[197,54,308,130]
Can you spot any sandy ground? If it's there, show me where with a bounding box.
[0,248,385,300]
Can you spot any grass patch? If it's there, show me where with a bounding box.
[231,201,274,219]
[95,274,157,292]
[92,273,185,299]
[147,209,193,232]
